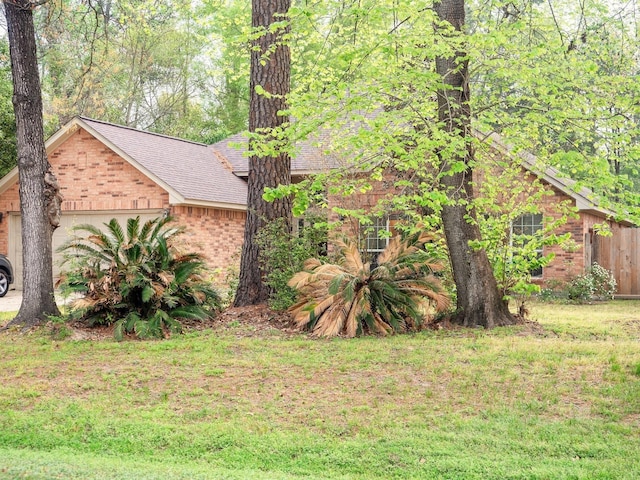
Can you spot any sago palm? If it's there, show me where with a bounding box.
[288,230,450,337]
[58,216,220,339]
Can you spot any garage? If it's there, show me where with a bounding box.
[8,209,163,290]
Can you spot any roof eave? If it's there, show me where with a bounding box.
[577,205,636,227]
[170,198,247,211]
[45,117,84,153]
[0,167,18,195]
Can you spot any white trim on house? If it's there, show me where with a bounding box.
[0,167,18,195]
[173,198,247,211]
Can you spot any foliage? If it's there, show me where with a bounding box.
[211,253,241,309]
[470,0,640,223]
[256,215,328,311]
[555,262,617,303]
[288,230,450,337]
[0,39,16,177]
[589,262,618,300]
[473,158,577,305]
[34,0,237,140]
[566,273,596,303]
[57,216,220,340]
[264,0,639,328]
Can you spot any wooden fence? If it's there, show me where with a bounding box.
[592,228,640,297]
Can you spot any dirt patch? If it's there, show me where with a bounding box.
[41,304,299,341]
[6,304,547,341]
[513,319,548,336]
[620,319,640,338]
[211,304,299,337]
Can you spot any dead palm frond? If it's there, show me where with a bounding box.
[57,215,221,340]
[288,230,450,337]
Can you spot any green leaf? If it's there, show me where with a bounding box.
[141,285,155,303]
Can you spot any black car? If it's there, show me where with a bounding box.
[0,254,13,297]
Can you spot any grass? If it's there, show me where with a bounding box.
[0,301,638,479]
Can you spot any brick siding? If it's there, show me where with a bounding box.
[51,128,170,211]
[170,205,245,275]
[324,163,607,287]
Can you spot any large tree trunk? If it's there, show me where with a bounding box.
[435,0,515,328]
[234,0,292,306]
[5,0,61,327]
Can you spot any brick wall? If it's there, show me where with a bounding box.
[326,169,406,243]
[170,205,245,275]
[536,185,584,283]
[51,128,170,211]
[323,163,599,286]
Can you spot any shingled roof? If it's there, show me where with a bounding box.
[29,116,626,224]
[210,132,341,176]
[48,117,249,209]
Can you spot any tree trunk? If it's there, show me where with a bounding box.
[435,0,515,328]
[234,0,292,306]
[5,0,61,327]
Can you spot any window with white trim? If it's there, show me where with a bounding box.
[365,216,390,255]
[511,213,543,277]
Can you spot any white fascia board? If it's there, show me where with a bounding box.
[170,198,247,211]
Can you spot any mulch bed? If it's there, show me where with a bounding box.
[3,304,546,341]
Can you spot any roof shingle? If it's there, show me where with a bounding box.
[210,132,341,176]
[80,117,248,206]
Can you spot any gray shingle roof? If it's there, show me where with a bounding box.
[210,132,341,176]
[79,117,248,207]
[63,117,626,224]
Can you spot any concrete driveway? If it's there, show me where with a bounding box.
[0,290,74,313]
[0,290,22,312]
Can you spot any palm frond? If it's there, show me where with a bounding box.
[56,215,220,340]
[287,228,450,338]
[106,218,126,246]
[126,216,141,243]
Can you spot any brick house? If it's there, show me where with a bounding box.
[0,116,635,294]
[212,127,638,294]
[0,117,248,289]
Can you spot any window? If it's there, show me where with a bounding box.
[365,217,390,254]
[360,215,404,265]
[511,213,543,277]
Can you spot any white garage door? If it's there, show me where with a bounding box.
[8,210,163,290]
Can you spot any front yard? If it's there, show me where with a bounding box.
[0,301,638,479]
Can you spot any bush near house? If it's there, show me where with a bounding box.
[57,216,221,340]
[540,262,617,303]
[288,230,450,337]
[256,216,328,311]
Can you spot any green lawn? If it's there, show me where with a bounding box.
[0,301,638,479]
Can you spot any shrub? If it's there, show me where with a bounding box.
[566,274,595,302]
[288,230,450,337]
[256,216,328,311]
[565,263,617,303]
[57,216,221,340]
[588,263,617,300]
